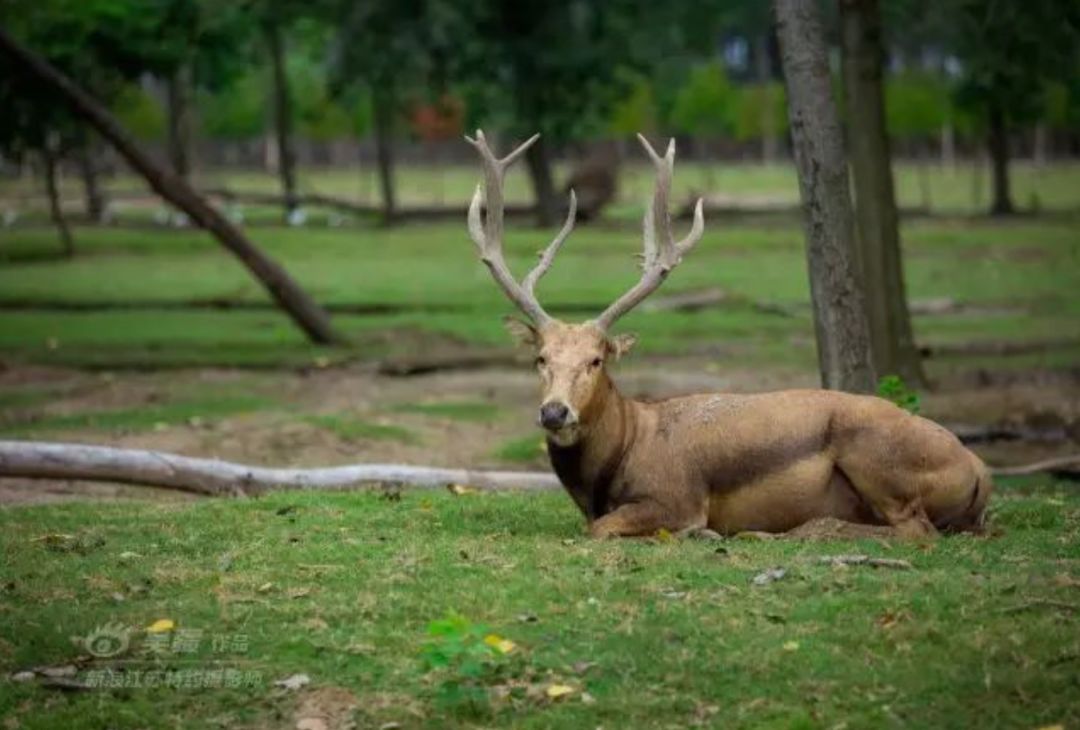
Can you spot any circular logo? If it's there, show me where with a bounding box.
[82,622,131,658]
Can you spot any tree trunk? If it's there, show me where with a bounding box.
[525,136,559,227]
[774,0,875,393]
[265,21,299,219]
[166,63,195,180]
[987,100,1014,215]
[372,89,398,224]
[754,33,779,163]
[42,146,74,257]
[840,0,924,386]
[0,27,342,344]
[76,138,107,223]
[940,121,955,168]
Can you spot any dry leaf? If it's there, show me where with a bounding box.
[146,619,175,634]
[751,568,787,586]
[782,641,800,652]
[546,684,575,699]
[257,582,274,593]
[289,587,312,599]
[483,634,516,654]
[446,483,477,496]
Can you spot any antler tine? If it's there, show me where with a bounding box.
[523,189,577,299]
[592,134,705,331]
[466,130,566,326]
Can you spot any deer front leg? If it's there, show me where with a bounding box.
[589,500,705,539]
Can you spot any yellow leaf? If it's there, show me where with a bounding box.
[146,619,175,634]
[446,483,477,496]
[546,684,575,699]
[655,528,673,542]
[782,641,800,652]
[483,634,516,654]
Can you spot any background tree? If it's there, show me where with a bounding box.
[840,0,924,385]
[774,0,875,393]
[948,0,1080,215]
[0,25,342,344]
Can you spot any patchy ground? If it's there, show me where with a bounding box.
[2,357,1078,505]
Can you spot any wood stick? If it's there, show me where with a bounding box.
[0,440,560,497]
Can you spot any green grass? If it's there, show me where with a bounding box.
[0,479,1077,729]
[394,400,502,423]
[306,414,419,444]
[0,395,273,437]
[494,434,548,464]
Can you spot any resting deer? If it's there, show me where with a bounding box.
[465,130,991,539]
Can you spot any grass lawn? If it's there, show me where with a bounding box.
[0,216,1077,373]
[1,478,1077,729]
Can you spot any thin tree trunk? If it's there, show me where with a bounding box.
[754,34,779,163]
[917,143,932,212]
[774,0,875,393]
[1033,123,1047,169]
[525,136,559,227]
[42,146,74,257]
[940,120,955,168]
[265,21,298,219]
[372,89,397,224]
[76,139,106,223]
[0,27,342,344]
[166,63,195,180]
[987,100,1014,215]
[840,0,924,386]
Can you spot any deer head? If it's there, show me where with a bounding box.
[466,130,704,445]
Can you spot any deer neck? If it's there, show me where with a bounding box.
[545,372,634,519]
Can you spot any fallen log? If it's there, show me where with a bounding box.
[0,440,559,496]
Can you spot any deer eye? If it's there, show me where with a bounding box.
[535,356,546,368]
[589,357,603,369]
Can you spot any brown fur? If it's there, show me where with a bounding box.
[514,320,991,540]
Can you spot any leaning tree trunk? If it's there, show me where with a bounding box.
[265,21,299,219]
[166,62,195,180]
[41,146,74,257]
[987,100,1014,215]
[76,138,107,223]
[372,88,398,224]
[524,136,559,227]
[840,0,924,386]
[0,27,342,344]
[774,0,875,393]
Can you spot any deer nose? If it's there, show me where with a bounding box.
[539,401,570,430]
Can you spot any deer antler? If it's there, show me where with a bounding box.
[466,130,577,327]
[592,134,704,331]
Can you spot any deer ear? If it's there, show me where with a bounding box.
[503,316,540,348]
[607,333,638,360]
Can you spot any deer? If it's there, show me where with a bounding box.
[464,130,991,540]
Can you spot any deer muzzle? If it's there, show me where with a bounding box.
[539,401,576,431]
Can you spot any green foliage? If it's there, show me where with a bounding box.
[198,73,265,140]
[876,375,921,414]
[669,63,736,137]
[608,74,657,136]
[733,82,788,141]
[112,84,166,142]
[420,612,511,715]
[886,71,951,138]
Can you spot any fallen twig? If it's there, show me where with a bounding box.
[991,454,1080,477]
[0,440,560,496]
[818,555,913,570]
